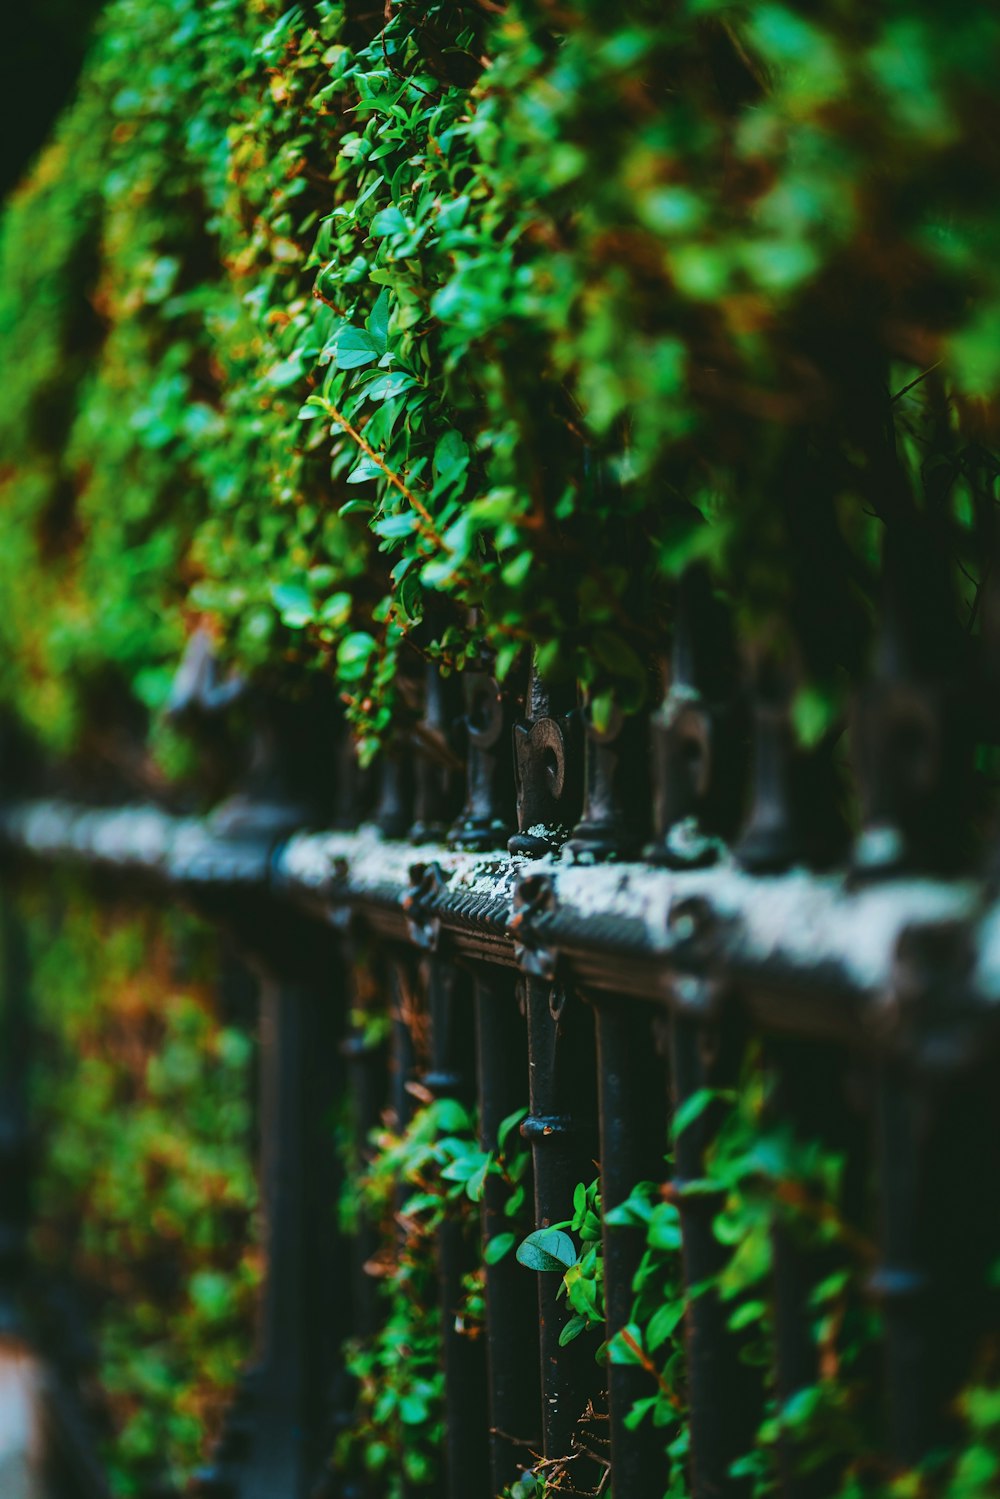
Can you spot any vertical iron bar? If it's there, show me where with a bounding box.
[872,1058,940,1468]
[873,924,1000,1469]
[240,924,345,1499]
[424,957,491,1499]
[410,660,463,843]
[765,1036,869,1499]
[670,1005,760,1498]
[871,1058,1000,1467]
[520,975,603,1484]
[387,956,425,1499]
[340,952,389,1345]
[648,566,744,867]
[594,996,672,1496]
[473,968,540,1492]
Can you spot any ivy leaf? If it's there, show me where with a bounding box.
[624,1396,658,1432]
[347,457,383,484]
[373,513,418,540]
[672,1087,726,1142]
[433,428,469,481]
[399,1393,428,1425]
[609,1323,646,1365]
[365,288,391,350]
[484,1232,515,1265]
[337,632,377,682]
[558,1314,587,1347]
[365,371,417,401]
[266,353,306,389]
[370,204,409,238]
[516,1228,577,1273]
[466,1158,490,1202]
[335,326,383,369]
[497,1106,527,1152]
[318,592,352,626]
[270,581,314,628]
[646,1300,685,1351]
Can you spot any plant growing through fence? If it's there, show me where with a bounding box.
[337,1082,531,1494]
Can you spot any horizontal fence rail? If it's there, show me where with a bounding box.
[2,799,996,1017]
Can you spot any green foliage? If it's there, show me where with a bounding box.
[337,1088,530,1494]
[513,1171,688,1497]
[3,0,1000,766]
[9,1,1000,1489]
[23,885,258,1496]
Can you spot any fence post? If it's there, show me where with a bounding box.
[410,660,463,844]
[510,654,580,859]
[648,567,744,868]
[447,668,517,851]
[566,695,651,862]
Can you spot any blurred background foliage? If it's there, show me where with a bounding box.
[22,888,259,1495]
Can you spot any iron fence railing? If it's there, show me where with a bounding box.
[2,625,1000,1498]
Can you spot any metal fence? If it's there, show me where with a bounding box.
[2,611,1000,1498]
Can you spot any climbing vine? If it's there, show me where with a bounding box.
[3,0,1000,771]
[336,1073,530,1495]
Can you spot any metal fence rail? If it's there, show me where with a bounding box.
[2,625,1000,1497]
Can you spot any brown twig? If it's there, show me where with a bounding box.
[617,1326,684,1411]
[320,396,444,541]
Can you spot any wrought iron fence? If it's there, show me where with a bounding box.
[2,613,1000,1498]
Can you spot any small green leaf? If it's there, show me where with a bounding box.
[365,288,391,350]
[647,1300,685,1350]
[671,1087,727,1142]
[484,1232,515,1265]
[370,205,409,238]
[516,1229,577,1273]
[337,632,377,682]
[335,326,382,369]
[497,1106,527,1152]
[271,581,314,628]
[466,1158,489,1202]
[559,1314,587,1347]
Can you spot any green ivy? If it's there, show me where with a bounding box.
[3,0,1000,772]
[336,1086,530,1494]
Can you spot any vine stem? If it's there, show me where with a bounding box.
[320,396,445,544]
[771,1178,876,1263]
[616,1327,683,1411]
